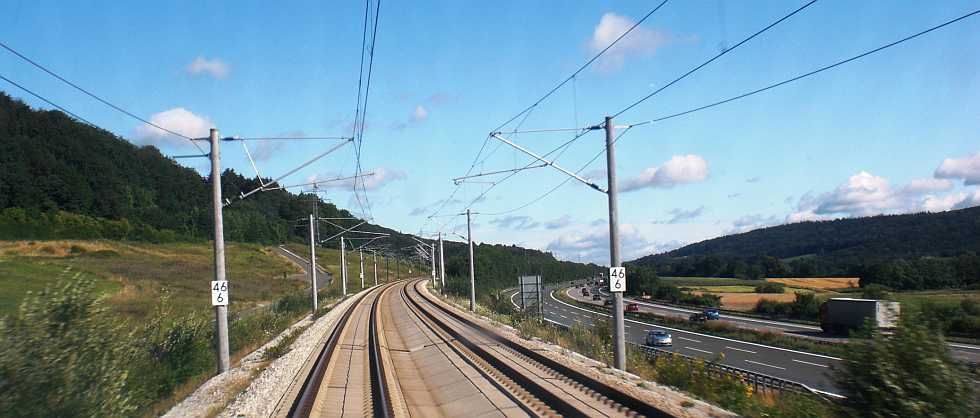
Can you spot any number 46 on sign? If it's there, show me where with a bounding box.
[211,281,229,306]
[609,267,626,292]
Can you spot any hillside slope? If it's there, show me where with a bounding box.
[630,208,980,290]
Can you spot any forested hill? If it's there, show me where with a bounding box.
[0,92,594,291]
[630,208,980,290]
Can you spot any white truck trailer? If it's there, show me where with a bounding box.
[819,298,900,335]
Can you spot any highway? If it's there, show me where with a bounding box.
[276,245,332,291]
[513,284,843,396]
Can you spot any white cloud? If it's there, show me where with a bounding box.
[903,178,953,193]
[787,171,979,222]
[589,12,670,72]
[306,167,405,192]
[412,105,428,122]
[655,206,705,224]
[135,108,213,147]
[621,154,709,192]
[935,152,980,186]
[728,214,781,234]
[489,215,540,230]
[186,56,230,79]
[544,215,572,230]
[546,223,683,264]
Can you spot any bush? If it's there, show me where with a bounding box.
[754,292,820,320]
[755,281,786,293]
[860,284,891,300]
[836,314,978,417]
[0,278,136,416]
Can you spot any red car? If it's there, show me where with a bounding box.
[625,303,639,312]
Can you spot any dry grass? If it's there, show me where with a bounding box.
[694,291,798,311]
[767,277,859,290]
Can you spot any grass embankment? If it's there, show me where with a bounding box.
[436,287,834,417]
[0,239,348,417]
[555,289,845,358]
[282,243,403,287]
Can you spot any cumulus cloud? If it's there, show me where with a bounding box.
[786,171,978,222]
[186,56,230,79]
[546,223,683,263]
[727,214,781,234]
[490,215,540,230]
[655,206,705,224]
[412,105,429,122]
[544,215,572,230]
[621,154,709,192]
[589,12,671,72]
[935,152,980,186]
[135,108,213,147]
[746,177,761,183]
[306,167,405,192]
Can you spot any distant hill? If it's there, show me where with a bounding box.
[629,208,980,290]
[0,91,593,294]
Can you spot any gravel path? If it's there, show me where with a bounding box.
[162,290,366,418]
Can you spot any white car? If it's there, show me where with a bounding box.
[645,330,672,347]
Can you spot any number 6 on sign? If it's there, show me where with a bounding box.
[609,267,626,292]
[211,281,229,306]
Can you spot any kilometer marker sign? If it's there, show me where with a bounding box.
[211,281,229,306]
[609,267,626,292]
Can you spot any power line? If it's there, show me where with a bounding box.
[642,7,980,124]
[0,41,206,154]
[612,0,819,118]
[490,0,670,133]
[0,74,98,127]
[355,0,382,220]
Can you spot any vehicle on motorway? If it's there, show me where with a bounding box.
[703,308,720,320]
[644,330,672,347]
[820,298,900,334]
[581,288,590,296]
[625,303,639,312]
[689,312,707,322]
[604,298,613,306]
[592,294,602,301]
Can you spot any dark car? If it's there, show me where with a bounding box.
[703,308,721,320]
[604,298,613,306]
[625,303,639,312]
[690,312,707,322]
[592,294,602,301]
[581,288,590,296]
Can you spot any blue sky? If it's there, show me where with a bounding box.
[3,1,979,264]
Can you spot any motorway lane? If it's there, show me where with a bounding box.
[519,286,843,396]
[276,245,332,290]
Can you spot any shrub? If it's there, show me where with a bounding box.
[755,282,786,294]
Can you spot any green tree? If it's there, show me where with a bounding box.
[835,314,978,417]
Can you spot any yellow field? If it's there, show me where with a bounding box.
[693,291,799,311]
[766,277,858,290]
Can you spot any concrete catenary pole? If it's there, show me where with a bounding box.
[359,250,365,288]
[605,116,626,370]
[373,251,378,286]
[438,232,446,294]
[308,214,318,313]
[340,237,348,297]
[209,128,230,373]
[430,242,436,285]
[467,208,476,311]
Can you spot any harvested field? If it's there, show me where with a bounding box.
[693,291,798,311]
[767,277,858,290]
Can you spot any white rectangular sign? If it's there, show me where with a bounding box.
[609,267,626,292]
[211,280,229,306]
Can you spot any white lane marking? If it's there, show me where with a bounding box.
[685,347,713,355]
[677,336,702,343]
[548,290,843,361]
[559,314,569,319]
[725,346,757,354]
[793,359,829,368]
[948,343,980,351]
[746,360,786,370]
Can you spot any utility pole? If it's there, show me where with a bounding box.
[340,237,348,297]
[359,250,364,289]
[467,208,476,311]
[385,255,389,282]
[396,257,400,280]
[308,214,318,313]
[373,251,378,286]
[430,243,436,285]
[438,232,445,294]
[605,116,626,371]
[209,128,230,373]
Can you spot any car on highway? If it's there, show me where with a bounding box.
[689,312,708,322]
[604,298,613,306]
[644,330,672,347]
[625,303,639,312]
[703,308,720,320]
[592,294,602,301]
[581,288,589,296]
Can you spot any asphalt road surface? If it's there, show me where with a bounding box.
[276,245,332,290]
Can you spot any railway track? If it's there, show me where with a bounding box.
[280,279,670,417]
